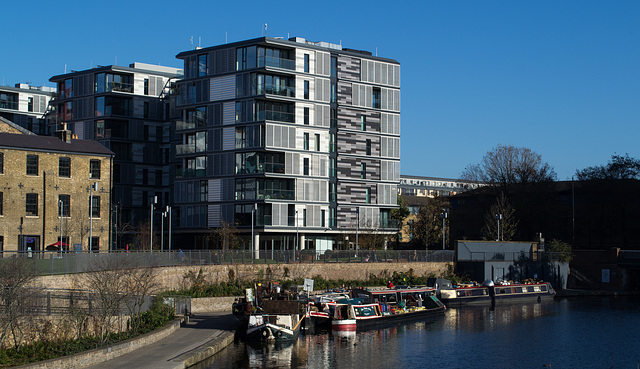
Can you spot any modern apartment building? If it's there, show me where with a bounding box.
[173,37,400,253]
[399,175,483,198]
[49,63,182,248]
[0,119,113,252]
[0,83,55,134]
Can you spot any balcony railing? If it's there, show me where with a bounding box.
[180,168,206,178]
[175,143,196,155]
[0,101,19,110]
[257,110,295,123]
[260,85,295,98]
[258,56,296,70]
[176,121,196,131]
[258,189,295,200]
[107,82,134,93]
[378,219,400,229]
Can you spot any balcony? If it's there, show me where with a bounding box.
[258,189,295,201]
[107,82,134,93]
[180,168,206,178]
[257,110,295,123]
[378,219,399,229]
[0,101,18,110]
[260,85,295,98]
[258,56,296,71]
[176,143,196,155]
[176,121,196,131]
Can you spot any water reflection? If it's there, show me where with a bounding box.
[196,298,640,369]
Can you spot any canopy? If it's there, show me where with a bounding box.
[46,241,68,251]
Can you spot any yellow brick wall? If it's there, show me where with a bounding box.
[0,146,112,252]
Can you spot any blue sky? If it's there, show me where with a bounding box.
[2,1,639,180]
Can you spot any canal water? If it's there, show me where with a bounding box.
[196,296,640,369]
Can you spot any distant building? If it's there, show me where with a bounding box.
[455,240,568,289]
[0,119,113,252]
[0,83,55,134]
[399,175,483,198]
[49,63,182,247]
[173,36,401,253]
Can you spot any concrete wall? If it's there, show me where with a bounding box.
[33,262,452,292]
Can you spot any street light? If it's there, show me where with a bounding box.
[150,196,157,251]
[59,200,63,250]
[355,207,360,257]
[166,206,172,252]
[495,213,502,241]
[89,182,98,252]
[161,208,167,252]
[295,209,299,257]
[251,203,257,257]
[440,210,448,250]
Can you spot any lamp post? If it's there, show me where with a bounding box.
[295,209,299,258]
[150,196,157,251]
[251,203,257,258]
[441,210,448,250]
[161,208,166,252]
[59,200,63,250]
[89,182,98,252]
[495,213,502,241]
[355,207,359,257]
[166,206,172,252]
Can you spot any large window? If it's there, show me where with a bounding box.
[236,46,257,70]
[95,73,133,93]
[26,155,38,175]
[304,107,309,125]
[372,87,381,109]
[59,157,71,178]
[304,158,310,175]
[0,92,18,110]
[186,106,207,128]
[304,133,309,150]
[59,194,70,217]
[198,54,208,76]
[90,160,101,179]
[58,79,73,99]
[304,54,310,73]
[95,96,133,117]
[304,81,309,99]
[26,193,38,216]
[90,196,101,218]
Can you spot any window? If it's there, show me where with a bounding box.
[59,194,70,217]
[59,157,71,177]
[28,97,33,112]
[144,78,149,95]
[304,133,309,150]
[303,158,310,175]
[200,180,208,202]
[198,54,208,76]
[143,169,148,185]
[315,134,320,151]
[26,193,38,216]
[372,87,381,109]
[304,80,309,99]
[143,102,149,118]
[0,153,3,174]
[0,192,3,215]
[26,155,38,175]
[361,116,366,131]
[361,163,367,179]
[304,54,310,73]
[366,188,371,204]
[366,139,372,156]
[304,107,309,125]
[90,160,101,179]
[89,237,99,252]
[303,209,307,227]
[90,196,101,218]
[331,56,337,78]
[321,209,326,228]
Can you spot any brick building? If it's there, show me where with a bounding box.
[0,120,113,253]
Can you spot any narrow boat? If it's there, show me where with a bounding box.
[331,286,446,331]
[305,291,350,329]
[245,300,304,342]
[438,280,555,307]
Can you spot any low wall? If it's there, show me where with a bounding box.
[34,262,452,292]
[16,318,182,369]
[191,296,238,313]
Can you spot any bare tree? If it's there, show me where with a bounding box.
[413,196,449,249]
[210,220,240,251]
[134,221,154,251]
[482,192,518,241]
[0,257,36,349]
[461,144,556,190]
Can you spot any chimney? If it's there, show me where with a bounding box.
[55,122,72,143]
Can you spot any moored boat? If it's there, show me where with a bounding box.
[245,300,305,342]
[439,280,555,307]
[331,286,446,331]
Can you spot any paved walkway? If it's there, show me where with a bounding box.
[86,312,241,369]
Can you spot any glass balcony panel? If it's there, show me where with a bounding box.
[176,121,196,130]
[258,56,296,70]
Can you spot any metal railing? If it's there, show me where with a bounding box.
[0,249,454,277]
[463,251,566,262]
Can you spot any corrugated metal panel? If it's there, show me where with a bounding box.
[210,75,234,101]
[209,204,221,227]
[222,102,234,125]
[222,126,234,150]
[209,179,222,201]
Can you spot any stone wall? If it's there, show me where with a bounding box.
[33,262,452,292]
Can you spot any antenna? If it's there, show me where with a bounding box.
[199,36,201,48]
[264,23,268,37]
[225,31,228,44]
